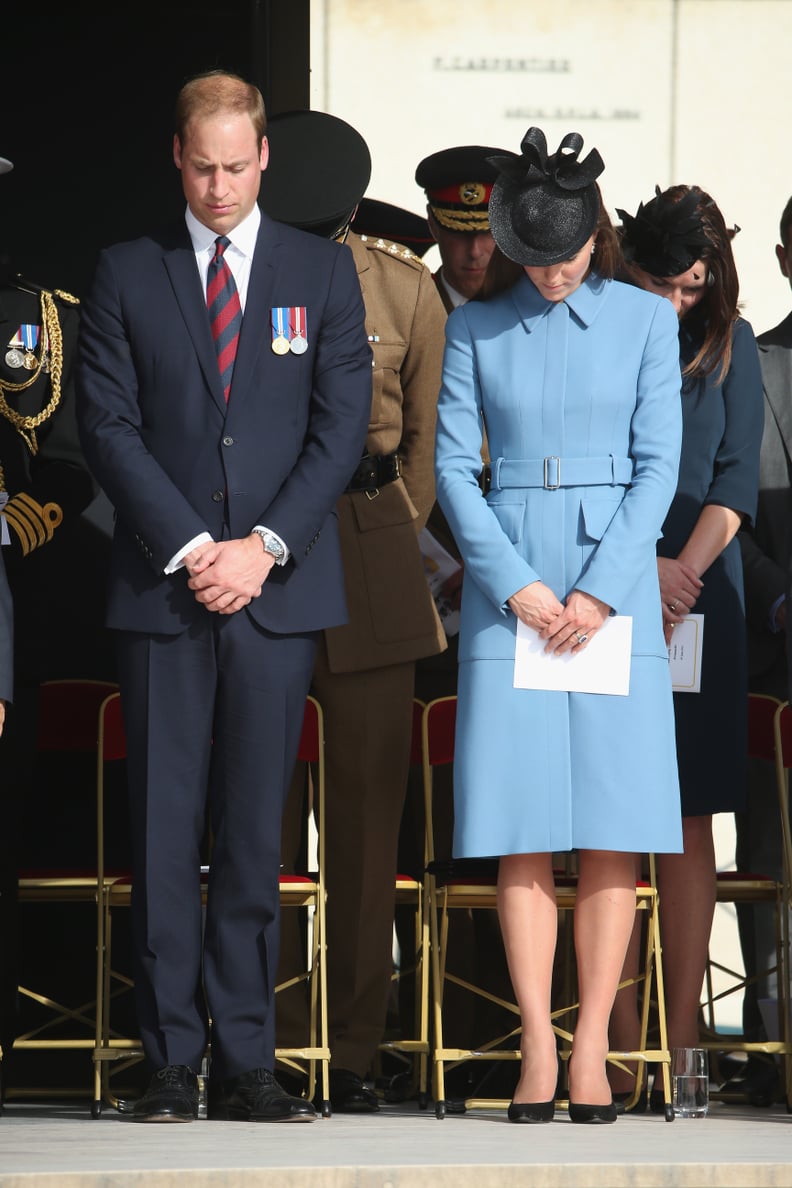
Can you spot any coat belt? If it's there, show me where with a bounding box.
[481,455,633,494]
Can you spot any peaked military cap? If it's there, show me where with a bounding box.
[351,198,434,256]
[260,109,371,239]
[415,144,517,233]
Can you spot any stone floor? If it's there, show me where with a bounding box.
[0,1094,790,1188]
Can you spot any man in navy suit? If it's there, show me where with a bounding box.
[76,70,371,1123]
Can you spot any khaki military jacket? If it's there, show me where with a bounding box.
[324,232,447,673]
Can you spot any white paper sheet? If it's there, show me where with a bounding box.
[668,613,704,692]
[419,527,462,637]
[514,615,633,695]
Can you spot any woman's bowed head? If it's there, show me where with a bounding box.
[481,128,622,301]
[617,184,741,382]
[487,127,604,267]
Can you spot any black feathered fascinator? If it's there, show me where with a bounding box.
[616,187,711,278]
[487,127,604,266]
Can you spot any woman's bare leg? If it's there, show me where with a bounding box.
[657,814,716,1048]
[498,851,558,1103]
[607,853,643,1095]
[569,849,637,1105]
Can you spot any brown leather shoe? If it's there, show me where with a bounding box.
[210,1067,317,1122]
[132,1065,199,1122]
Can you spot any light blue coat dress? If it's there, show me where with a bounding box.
[435,272,684,858]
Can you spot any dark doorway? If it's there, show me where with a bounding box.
[0,1,310,297]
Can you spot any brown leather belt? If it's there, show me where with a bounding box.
[345,451,401,493]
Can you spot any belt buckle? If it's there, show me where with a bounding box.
[543,456,560,490]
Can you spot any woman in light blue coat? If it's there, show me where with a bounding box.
[434,128,684,1124]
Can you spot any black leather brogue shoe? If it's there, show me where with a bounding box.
[211,1067,317,1122]
[132,1065,199,1122]
[319,1068,379,1113]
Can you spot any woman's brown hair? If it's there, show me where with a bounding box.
[621,185,740,383]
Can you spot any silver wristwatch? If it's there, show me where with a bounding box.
[252,528,285,564]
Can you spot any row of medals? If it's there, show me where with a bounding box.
[6,345,48,372]
[272,333,307,356]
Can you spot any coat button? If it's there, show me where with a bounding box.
[223,436,234,446]
[211,490,224,503]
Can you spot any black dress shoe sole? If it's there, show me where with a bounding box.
[132,1110,196,1123]
[213,1106,317,1122]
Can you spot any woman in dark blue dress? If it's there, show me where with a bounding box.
[609,186,763,1108]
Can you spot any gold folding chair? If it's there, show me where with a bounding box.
[771,698,792,1109]
[274,694,331,1115]
[700,692,792,1106]
[92,693,330,1118]
[376,697,431,1107]
[12,678,119,1102]
[421,695,673,1120]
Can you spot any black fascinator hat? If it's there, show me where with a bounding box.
[487,127,604,267]
[617,186,711,278]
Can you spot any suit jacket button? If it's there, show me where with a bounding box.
[223,436,234,446]
[211,490,224,502]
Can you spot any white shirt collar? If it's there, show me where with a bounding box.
[439,271,469,309]
[185,204,261,259]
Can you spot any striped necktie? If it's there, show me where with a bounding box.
[207,235,242,402]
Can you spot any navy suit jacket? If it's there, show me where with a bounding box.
[76,213,371,635]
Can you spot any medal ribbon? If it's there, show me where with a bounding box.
[271,307,288,342]
[290,307,307,341]
[10,325,40,349]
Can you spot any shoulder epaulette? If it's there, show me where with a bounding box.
[357,234,428,269]
[53,288,79,305]
[12,275,79,305]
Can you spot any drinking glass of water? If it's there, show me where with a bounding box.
[671,1047,708,1118]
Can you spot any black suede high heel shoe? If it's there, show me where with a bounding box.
[568,1100,618,1124]
[507,1098,555,1123]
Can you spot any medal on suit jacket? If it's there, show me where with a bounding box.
[6,323,40,369]
[271,307,290,355]
[289,306,308,355]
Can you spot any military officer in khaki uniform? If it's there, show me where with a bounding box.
[261,111,447,1113]
[393,145,522,1104]
[415,144,515,314]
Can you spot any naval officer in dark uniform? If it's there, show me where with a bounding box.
[0,149,102,1077]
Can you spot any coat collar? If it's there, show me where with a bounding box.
[509,270,609,332]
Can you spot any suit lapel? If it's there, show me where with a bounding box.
[163,237,227,415]
[229,216,282,408]
[761,336,792,459]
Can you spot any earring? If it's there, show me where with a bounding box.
[590,244,596,255]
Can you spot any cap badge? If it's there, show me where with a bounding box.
[459,182,486,206]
